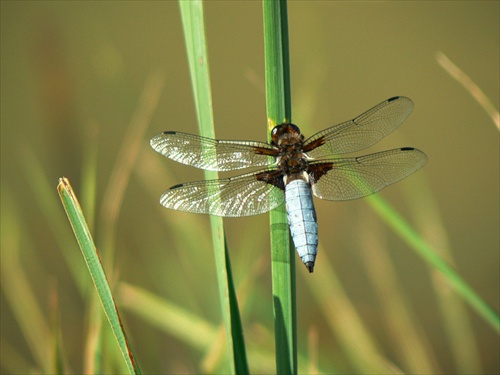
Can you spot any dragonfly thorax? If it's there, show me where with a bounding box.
[271,123,309,175]
[277,150,309,175]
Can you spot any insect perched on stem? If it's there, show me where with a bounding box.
[151,96,427,272]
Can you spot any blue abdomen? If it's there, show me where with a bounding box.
[285,178,318,272]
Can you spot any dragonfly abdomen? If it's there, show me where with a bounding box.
[285,178,318,272]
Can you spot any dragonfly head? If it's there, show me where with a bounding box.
[271,123,303,147]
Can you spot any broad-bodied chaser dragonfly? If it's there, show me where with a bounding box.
[151,96,427,272]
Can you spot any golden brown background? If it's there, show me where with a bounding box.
[1,1,498,373]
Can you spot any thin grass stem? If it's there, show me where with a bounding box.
[263,1,297,373]
[178,1,248,373]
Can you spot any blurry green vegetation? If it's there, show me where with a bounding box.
[1,1,499,374]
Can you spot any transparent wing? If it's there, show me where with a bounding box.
[304,96,414,158]
[159,170,285,217]
[310,147,427,201]
[150,131,276,171]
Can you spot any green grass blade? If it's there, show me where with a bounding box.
[367,194,500,332]
[263,1,297,374]
[57,177,141,374]
[263,2,292,124]
[178,1,248,373]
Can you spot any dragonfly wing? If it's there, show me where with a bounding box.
[304,96,414,158]
[159,170,285,217]
[310,147,427,200]
[150,131,277,171]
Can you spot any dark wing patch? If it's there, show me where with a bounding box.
[256,170,285,190]
[310,147,427,200]
[304,96,414,158]
[159,169,285,217]
[309,163,335,184]
[150,131,277,171]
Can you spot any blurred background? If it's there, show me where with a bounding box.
[1,1,498,374]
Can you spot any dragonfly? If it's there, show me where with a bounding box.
[150,96,427,272]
